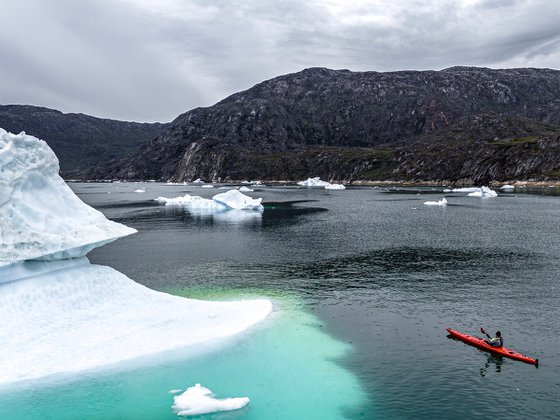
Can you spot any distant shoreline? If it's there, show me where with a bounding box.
[66,178,560,187]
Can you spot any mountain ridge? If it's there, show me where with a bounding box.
[84,66,560,184]
[0,104,169,174]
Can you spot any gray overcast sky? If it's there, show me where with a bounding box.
[1,0,559,122]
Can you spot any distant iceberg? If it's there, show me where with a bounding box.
[424,197,448,206]
[172,384,249,416]
[451,186,498,197]
[239,186,253,192]
[134,188,146,193]
[500,185,515,190]
[451,187,480,193]
[298,177,346,190]
[467,186,498,198]
[325,183,346,190]
[0,129,136,263]
[156,190,263,211]
[298,177,331,187]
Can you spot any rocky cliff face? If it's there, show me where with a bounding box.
[0,105,168,175]
[85,66,560,183]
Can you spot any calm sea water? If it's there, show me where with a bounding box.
[3,183,559,419]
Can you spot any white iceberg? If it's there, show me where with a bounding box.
[212,190,263,210]
[500,184,515,190]
[201,184,214,189]
[172,384,249,417]
[0,259,272,385]
[451,187,480,193]
[467,186,498,198]
[192,178,204,184]
[0,130,272,386]
[325,183,346,190]
[156,190,263,212]
[297,177,331,187]
[239,186,253,192]
[424,197,448,206]
[134,188,146,193]
[0,129,136,263]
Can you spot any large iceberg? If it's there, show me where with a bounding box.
[0,129,136,263]
[156,190,263,211]
[0,129,272,385]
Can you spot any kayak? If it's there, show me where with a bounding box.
[446,328,539,367]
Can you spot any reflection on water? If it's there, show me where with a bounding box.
[480,354,504,377]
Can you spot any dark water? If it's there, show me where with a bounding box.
[78,183,560,419]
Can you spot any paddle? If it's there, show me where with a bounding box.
[480,327,490,339]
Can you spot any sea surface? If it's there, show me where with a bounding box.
[2,182,559,419]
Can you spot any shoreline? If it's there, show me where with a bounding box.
[66,178,560,188]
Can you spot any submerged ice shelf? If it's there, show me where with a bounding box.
[0,258,272,385]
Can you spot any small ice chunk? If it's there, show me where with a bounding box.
[325,183,345,190]
[297,177,331,187]
[134,188,146,193]
[192,178,204,184]
[169,389,183,394]
[172,384,249,417]
[239,186,253,192]
[500,185,515,190]
[424,197,447,206]
[451,187,480,193]
[201,185,214,189]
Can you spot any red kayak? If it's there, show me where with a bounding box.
[447,328,538,367]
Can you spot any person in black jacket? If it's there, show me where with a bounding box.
[481,328,503,347]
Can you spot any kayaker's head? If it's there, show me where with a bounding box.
[495,331,502,337]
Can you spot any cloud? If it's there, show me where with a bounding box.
[0,0,559,122]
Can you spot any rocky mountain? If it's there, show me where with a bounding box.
[0,105,168,175]
[84,67,560,183]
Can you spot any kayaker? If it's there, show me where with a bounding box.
[481,328,503,347]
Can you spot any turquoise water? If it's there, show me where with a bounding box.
[0,295,368,419]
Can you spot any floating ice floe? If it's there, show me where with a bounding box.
[500,185,515,190]
[134,188,146,193]
[201,184,214,188]
[156,190,263,211]
[172,384,249,417]
[192,178,204,184]
[467,186,498,198]
[238,186,253,192]
[325,183,346,190]
[0,129,136,263]
[424,197,448,206]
